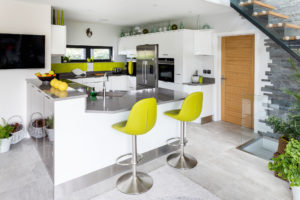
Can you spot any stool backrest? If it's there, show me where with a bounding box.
[179,92,203,122]
[125,98,157,135]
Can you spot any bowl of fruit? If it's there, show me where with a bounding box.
[35,71,56,83]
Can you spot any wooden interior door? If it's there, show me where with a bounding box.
[221,35,254,129]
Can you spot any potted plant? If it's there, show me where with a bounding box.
[0,118,14,153]
[267,115,299,154]
[46,116,54,142]
[62,56,70,63]
[269,139,300,200]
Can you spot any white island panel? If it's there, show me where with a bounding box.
[54,97,182,185]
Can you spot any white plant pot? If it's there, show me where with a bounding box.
[46,128,54,142]
[292,186,300,200]
[0,137,11,153]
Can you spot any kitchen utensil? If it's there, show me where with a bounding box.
[72,68,86,76]
[93,73,105,76]
[113,68,122,74]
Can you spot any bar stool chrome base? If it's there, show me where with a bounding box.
[167,152,197,169]
[116,171,153,195]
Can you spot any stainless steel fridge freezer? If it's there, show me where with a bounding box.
[136,44,159,89]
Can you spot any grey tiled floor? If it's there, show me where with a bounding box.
[0,121,292,200]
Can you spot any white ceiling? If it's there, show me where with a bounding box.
[14,0,232,26]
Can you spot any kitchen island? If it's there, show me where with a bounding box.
[26,79,187,198]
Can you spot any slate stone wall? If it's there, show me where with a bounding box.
[261,39,300,138]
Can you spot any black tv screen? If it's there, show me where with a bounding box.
[0,33,45,69]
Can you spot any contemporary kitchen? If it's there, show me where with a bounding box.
[26,21,215,198]
[1,0,300,200]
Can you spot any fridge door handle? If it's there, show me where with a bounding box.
[141,61,143,82]
[144,62,147,84]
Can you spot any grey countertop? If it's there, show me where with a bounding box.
[26,79,187,113]
[86,88,187,113]
[182,82,215,86]
[57,71,128,80]
[26,79,88,101]
[183,77,215,86]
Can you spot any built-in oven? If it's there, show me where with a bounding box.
[158,58,174,82]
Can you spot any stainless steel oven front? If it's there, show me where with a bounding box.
[158,58,174,82]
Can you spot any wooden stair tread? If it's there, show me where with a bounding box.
[239,0,275,10]
[283,36,300,41]
[267,23,300,29]
[253,11,289,19]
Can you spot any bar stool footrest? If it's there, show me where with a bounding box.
[116,153,143,166]
[166,137,188,147]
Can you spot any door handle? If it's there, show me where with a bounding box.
[144,63,147,84]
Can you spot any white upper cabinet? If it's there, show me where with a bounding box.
[118,30,184,58]
[194,29,214,55]
[51,25,66,55]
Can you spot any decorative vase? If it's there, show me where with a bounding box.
[278,136,289,154]
[180,22,184,29]
[292,186,300,200]
[57,10,60,25]
[167,22,171,31]
[52,9,56,25]
[61,10,64,26]
[0,136,12,153]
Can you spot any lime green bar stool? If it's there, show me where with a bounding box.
[112,98,157,194]
[165,92,203,169]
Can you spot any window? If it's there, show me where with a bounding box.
[64,45,113,62]
[66,48,86,60]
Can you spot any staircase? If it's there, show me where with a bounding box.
[231,0,300,61]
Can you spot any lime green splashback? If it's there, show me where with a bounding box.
[51,63,87,73]
[51,62,125,73]
[93,62,125,71]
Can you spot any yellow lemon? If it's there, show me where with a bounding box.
[49,87,56,94]
[58,91,68,98]
[53,80,60,89]
[50,79,57,87]
[54,88,61,97]
[49,70,55,75]
[58,82,68,91]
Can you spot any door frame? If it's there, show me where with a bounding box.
[212,30,271,131]
[221,34,255,128]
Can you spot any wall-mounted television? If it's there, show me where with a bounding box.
[0,33,45,69]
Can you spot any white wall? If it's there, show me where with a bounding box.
[55,20,125,62]
[199,11,272,132]
[0,0,51,124]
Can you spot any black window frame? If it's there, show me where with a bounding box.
[63,45,113,63]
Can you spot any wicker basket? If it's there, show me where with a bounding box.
[8,115,26,144]
[278,136,289,154]
[28,112,46,139]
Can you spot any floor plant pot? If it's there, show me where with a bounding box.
[46,128,54,142]
[292,186,300,200]
[0,136,12,153]
[278,136,289,154]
